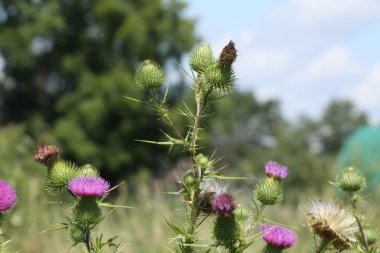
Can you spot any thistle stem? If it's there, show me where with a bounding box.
[349,192,369,252]
[84,227,92,253]
[183,92,203,252]
[245,205,264,237]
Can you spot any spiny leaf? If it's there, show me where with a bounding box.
[123,96,144,103]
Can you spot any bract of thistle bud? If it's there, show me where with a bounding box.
[255,177,283,206]
[72,197,103,226]
[135,60,165,89]
[335,166,366,192]
[356,224,379,246]
[77,164,100,178]
[219,41,237,67]
[182,171,196,187]
[203,62,236,93]
[189,43,214,74]
[0,179,17,212]
[213,215,242,251]
[47,160,79,194]
[196,153,209,170]
[69,223,86,245]
[233,204,250,222]
[35,144,59,166]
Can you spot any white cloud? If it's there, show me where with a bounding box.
[345,65,380,122]
[237,47,294,82]
[293,46,363,87]
[268,0,380,31]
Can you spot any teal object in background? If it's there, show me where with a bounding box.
[336,126,380,191]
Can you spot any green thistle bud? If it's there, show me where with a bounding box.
[233,204,250,223]
[77,164,100,177]
[213,215,242,251]
[196,153,209,170]
[47,160,78,194]
[356,224,379,246]
[188,44,214,74]
[183,171,196,187]
[335,166,366,192]
[135,60,165,89]
[203,62,236,93]
[69,223,85,245]
[72,197,102,227]
[254,177,283,206]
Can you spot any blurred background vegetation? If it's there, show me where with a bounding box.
[0,0,379,252]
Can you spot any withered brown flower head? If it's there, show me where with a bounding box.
[304,200,358,251]
[35,144,59,165]
[219,41,237,67]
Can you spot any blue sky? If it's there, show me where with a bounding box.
[183,0,380,124]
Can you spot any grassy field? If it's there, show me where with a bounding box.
[2,168,379,253]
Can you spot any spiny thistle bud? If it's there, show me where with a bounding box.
[203,62,236,93]
[135,60,165,89]
[335,166,366,192]
[0,179,16,213]
[219,41,237,67]
[304,200,358,250]
[76,164,100,178]
[233,204,250,222]
[189,44,214,74]
[35,144,59,166]
[260,224,297,252]
[213,215,242,251]
[265,161,289,180]
[72,197,102,226]
[69,223,86,245]
[211,193,236,217]
[255,177,283,206]
[182,171,196,188]
[196,153,210,170]
[46,160,79,194]
[356,224,379,246]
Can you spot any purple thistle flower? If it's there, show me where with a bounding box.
[211,193,236,217]
[265,161,289,180]
[0,179,17,212]
[260,224,297,249]
[68,177,110,197]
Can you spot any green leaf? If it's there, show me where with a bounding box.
[98,202,134,209]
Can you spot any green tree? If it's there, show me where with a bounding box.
[0,0,196,178]
[206,91,284,166]
[318,100,367,154]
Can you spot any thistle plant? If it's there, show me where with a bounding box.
[132,42,296,252]
[304,166,379,253]
[0,179,17,253]
[35,144,124,253]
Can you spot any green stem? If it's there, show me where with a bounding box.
[182,85,206,252]
[245,205,264,237]
[0,214,4,253]
[84,227,92,253]
[349,192,369,252]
